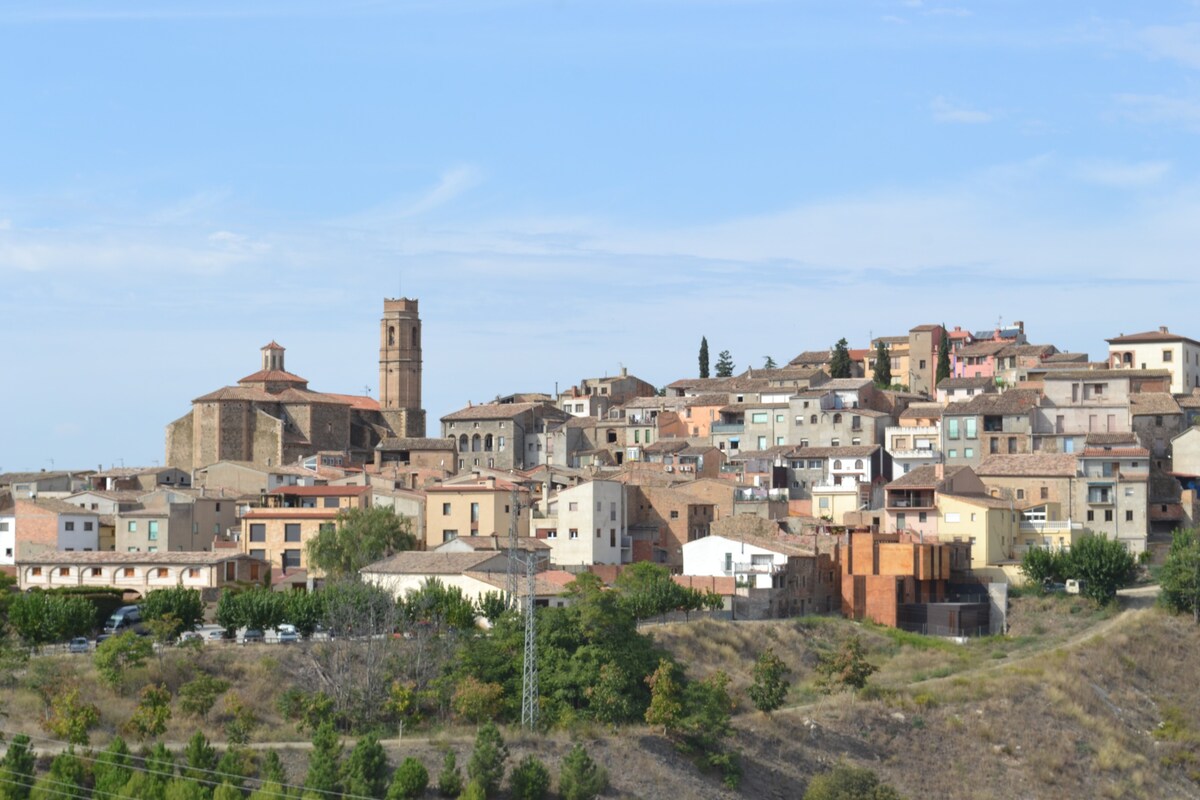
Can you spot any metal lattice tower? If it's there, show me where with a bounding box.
[520,553,540,729]
[506,487,520,609]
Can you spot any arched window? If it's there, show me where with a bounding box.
[388,326,395,346]
[459,434,469,452]
[412,326,419,348]
[484,434,494,451]
[854,459,864,469]
[833,460,843,470]
[833,413,842,424]
[810,415,817,424]
[1123,353,1132,365]
[471,434,482,452]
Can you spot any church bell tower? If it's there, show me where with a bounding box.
[379,297,426,437]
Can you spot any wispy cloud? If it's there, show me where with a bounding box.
[930,96,994,125]
[1140,23,1200,69]
[1114,92,1200,131]
[1073,159,1171,188]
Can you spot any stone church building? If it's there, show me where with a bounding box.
[165,298,427,472]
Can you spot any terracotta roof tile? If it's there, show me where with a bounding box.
[377,437,456,451]
[1129,393,1182,416]
[975,454,1078,477]
[441,402,567,422]
[1107,329,1200,346]
[362,551,505,575]
[942,389,1042,416]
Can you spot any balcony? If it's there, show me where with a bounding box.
[812,478,862,493]
[891,449,939,460]
[712,423,745,434]
[731,561,784,575]
[886,491,935,509]
[1019,520,1082,533]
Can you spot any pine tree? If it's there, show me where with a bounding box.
[763,356,778,369]
[699,337,710,379]
[936,326,952,386]
[0,733,36,800]
[557,744,608,800]
[872,340,892,388]
[715,350,735,378]
[508,755,550,800]
[182,730,217,788]
[342,734,388,799]
[748,647,791,713]
[644,658,682,735]
[436,751,463,798]
[30,751,87,800]
[303,721,343,798]
[466,722,508,797]
[93,737,133,799]
[215,748,250,792]
[829,339,852,379]
[260,750,287,786]
[387,757,429,800]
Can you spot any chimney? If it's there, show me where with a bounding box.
[1015,321,1024,334]
[1160,325,1169,333]
[934,464,944,480]
[621,366,628,377]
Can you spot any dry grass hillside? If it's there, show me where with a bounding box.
[4,592,1197,799]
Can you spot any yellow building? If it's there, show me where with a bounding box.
[240,485,372,583]
[936,493,1021,582]
[424,475,530,548]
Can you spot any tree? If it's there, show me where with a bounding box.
[140,587,204,633]
[93,737,134,799]
[680,670,734,749]
[645,659,683,735]
[804,762,903,800]
[165,778,208,800]
[0,733,36,800]
[260,750,287,786]
[436,751,463,798]
[1160,528,1200,622]
[7,592,94,647]
[342,734,388,799]
[212,784,243,800]
[182,731,217,788]
[248,782,288,800]
[284,589,326,638]
[30,751,87,800]
[763,356,778,369]
[1020,546,1068,587]
[749,647,791,713]
[475,591,508,626]
[714,350,735,378]
[557,744,608,800]
[215,749,250,792]
[452,676,505,723]
[43,687,100,746]
[307,505,416,579]
[459,782,487,800]
[936,326,952,386]
[304,722,343,797]
[178,674,231,721]
[123,683,172,741]
[699,337,710,379]
[829,338,852,379]
[223,692,259,746]
[1068,533,1137,603]
[467,722,508,798]
[508,756,550,800]
[872,340,892,389]
[816,636,876,692]
[94,631,153,693]
[388,757,429,800]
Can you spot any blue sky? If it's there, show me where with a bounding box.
[3,0,1200,471]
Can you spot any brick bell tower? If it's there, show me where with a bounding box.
[379,297,426,437]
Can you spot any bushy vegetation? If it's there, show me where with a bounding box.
[1159,528,1200,621]
[1020,534,1137,603]
[804,763,904,799]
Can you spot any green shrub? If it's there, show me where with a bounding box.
[557,744,608,800]
[509,755,550,800]
[804,763,902,800]
[388,757,430,800]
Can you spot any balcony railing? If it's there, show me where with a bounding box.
[890,449,939,460]
[886,498,935,509]
[1019,520,1082,533]
[886,425,940,436]
[812,479,861,492]
[732,561,784,575]
[712,423,745,434]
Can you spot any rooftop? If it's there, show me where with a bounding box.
[442,402,565,422]
[376,437,457,451]
[361,551,505,575]
[18,551,262,566]
[1107,327,1200,347]
[942,389,1042,416]
[1129,393,1182,416]
[975,454,1078,478]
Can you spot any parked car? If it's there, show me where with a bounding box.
[104,605,146,637]
[241,629,265,645]
[179,631,203,645]
[68,637,90,654]
[209,628,233,641]
[276,624,299,645]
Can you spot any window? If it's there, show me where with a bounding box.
[59,567,70,576]
[833,460,843,470]
[948,449,957,458]
[470,503,480,523]
[1008,437,1017,454]
[1016,489,1025,500]
[831,439,840,447]
[0,522,6,532]
[776,414,785,424]
[282,550,302,569]
[1164,349,1174,362]
[596,528,601,538]
[919,360,927,369]
[670,510,680,519]
[610,503,617,521]
[65,521,75,531]
[249,524,266,542]
[84,521,93,531]
[546,529,557,539]
[322,496,339,508]
[918,511,927,523]
[147,547,157,553]
[442,530,458,542]
[250,549,266,560]
[30,567,41,577]
[990,439,999,454]
[1156,415,1164,427]
[156,568,169,578]
[947,419,960,439]
[833,413,842,424]
[1104,509,1113,522]
[1126,510,1134,522]
[91,567,102,576]
[569,529,579,540]
[1041,487,1049,500]
[568,501,578,511]
[442,502,451,515]
[284,523,301,543]
[148,521,159,540]
[1087,510,1094,521]
[810,415,817,424]
[964,448,974,458]
[965,418,977,439]
[751,412,768,424]
[757,436,767,449]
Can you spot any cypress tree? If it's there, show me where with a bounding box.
[872,340,892,388]
[936,326,952,386]
[341,734,388,799]
[466,722,508,797]
[699,337,710,379]
[829,338,852,379]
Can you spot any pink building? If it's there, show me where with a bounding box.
[951,341,1007,379]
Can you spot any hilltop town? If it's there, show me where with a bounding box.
[3,300,1192,629]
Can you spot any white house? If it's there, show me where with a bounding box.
[361,550,566,608]
[533,480,628,567]
[0,511,14,565]
[9,498,101,560]
[682,533,799,590]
